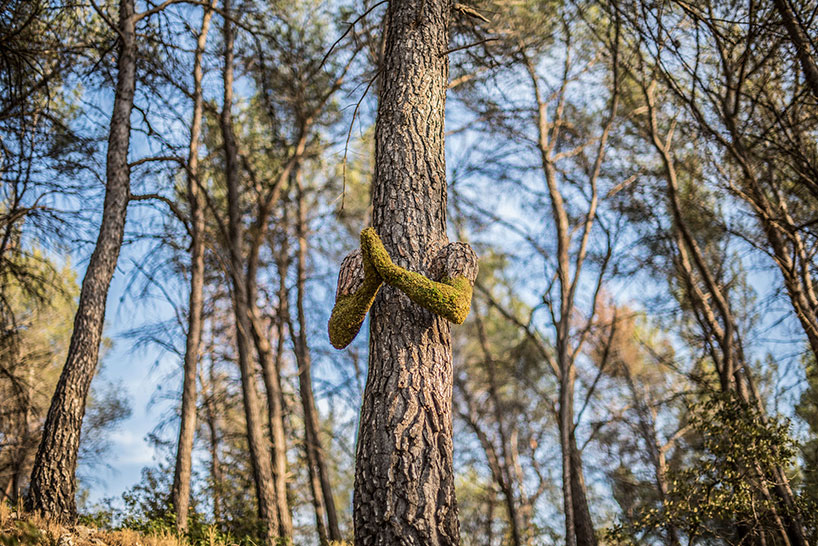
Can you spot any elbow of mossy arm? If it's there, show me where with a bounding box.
[328,326,353,350]
[328,315,354,350]
[330,338,352,350]
[444,280,474,325]
[442,298,471,324]
[449,313,467,325]
[449,307,469,325]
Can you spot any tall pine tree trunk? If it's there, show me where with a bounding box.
[353,0,458,543]
[248,298,293,538]
[26,0,136,521]
[203,360,224,525]
[292,167,341,543]
[246,210,293,540]
[221,2,280,540]
[171,0,215,532]
[569,427,596,546]
[558,360,596,546]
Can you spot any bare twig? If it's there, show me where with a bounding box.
[314,0,388,77]
[439,37,499,57]
[340,69,381,211]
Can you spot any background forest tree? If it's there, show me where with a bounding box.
[2,0,818,544]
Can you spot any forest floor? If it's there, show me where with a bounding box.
[0,502,189,546]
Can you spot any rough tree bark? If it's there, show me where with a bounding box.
[26,0,136,521]
[171,0,216,532]
[220,1,280,540]
[353,0,460,543]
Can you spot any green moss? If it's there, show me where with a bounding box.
[361,227,475,325]
[329,229,477,349]
[327,255,382,350]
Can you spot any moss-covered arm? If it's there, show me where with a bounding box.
[328,248,382,349]
[360,227,475,325]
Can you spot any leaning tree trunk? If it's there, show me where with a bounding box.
[171,0,215,532]
[26,0,136,521]
[353,0,458,544]
[221,2,280,541]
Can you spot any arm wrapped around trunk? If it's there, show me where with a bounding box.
[329,228,478,349]
[361,227,478,324]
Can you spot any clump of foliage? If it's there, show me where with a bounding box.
[607,392,817,544]
[90,465,261,546]
[796,352,818,509]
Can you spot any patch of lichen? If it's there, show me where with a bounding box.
[361,227,474,325]
[327,249,382,349]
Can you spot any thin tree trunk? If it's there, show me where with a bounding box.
[525,48,600,545]
[221,2,279,540]
[771,0,818,99]
[486,487,496,546]
[568,429,596,546]
[26,0,136,521]
[458,387,524,546]
[620,361,681,546]
[246,223,293,538]
[473,312,528,546]
[508,435,535,546]
[243,243,294,533]
[171,0,215,532]
[202,361,224,526]
[303,412,330,544]
[249,298,293,539]
[11,450,23,505]
[236,96,295,546]
[559,370,577,546]
[291,166,341,542]
[354,0,458,543]
[654,450,680,546]
[2,477,12,503]
[241,133,309,546]
[557,341,596,546]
